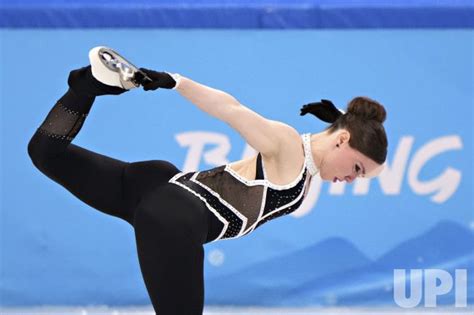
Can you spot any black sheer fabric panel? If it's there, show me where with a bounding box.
[196,167,264,230]
[38,102,87,141]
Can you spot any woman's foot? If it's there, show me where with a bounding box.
[67,65,127,97]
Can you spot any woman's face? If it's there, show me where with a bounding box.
[318,131,383,183]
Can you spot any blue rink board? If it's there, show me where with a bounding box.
[1,0,473,28]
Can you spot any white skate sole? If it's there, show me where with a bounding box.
[89,46,150,90]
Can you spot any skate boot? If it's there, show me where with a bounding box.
[89,46,152,90]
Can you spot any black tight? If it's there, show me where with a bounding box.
[27,66,218,314]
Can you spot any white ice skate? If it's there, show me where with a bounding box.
[89,46,151,90]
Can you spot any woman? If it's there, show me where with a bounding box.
[27,46,388,314]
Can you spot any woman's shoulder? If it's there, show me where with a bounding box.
[263,126,305,183]
[276,121,301,144]
[257,121,301,159]
[275,124,304,160]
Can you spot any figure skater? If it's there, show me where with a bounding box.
[27,46,388,314]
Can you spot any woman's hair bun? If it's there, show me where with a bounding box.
[347,96,386,123]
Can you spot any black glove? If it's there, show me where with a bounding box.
[135,68,177,91]
[300,99,343,123]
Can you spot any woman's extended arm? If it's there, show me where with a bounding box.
[175,76,298,158]
[137,69,298,158]
[175,76,240,123]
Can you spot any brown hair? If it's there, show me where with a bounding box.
[300,96,388,164]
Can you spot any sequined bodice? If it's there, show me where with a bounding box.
[168,133,318,242]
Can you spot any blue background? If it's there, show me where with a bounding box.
[0,0,473,310]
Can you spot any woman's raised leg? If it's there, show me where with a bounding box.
[27,65,143,224]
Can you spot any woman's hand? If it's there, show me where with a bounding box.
[135,68,177,90]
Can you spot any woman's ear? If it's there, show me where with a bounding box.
[336,129,351,146]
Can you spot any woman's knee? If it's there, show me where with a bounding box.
[27,131,47,168]
[27,131,65,172]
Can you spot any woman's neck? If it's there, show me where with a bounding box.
[309,130,333,170]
